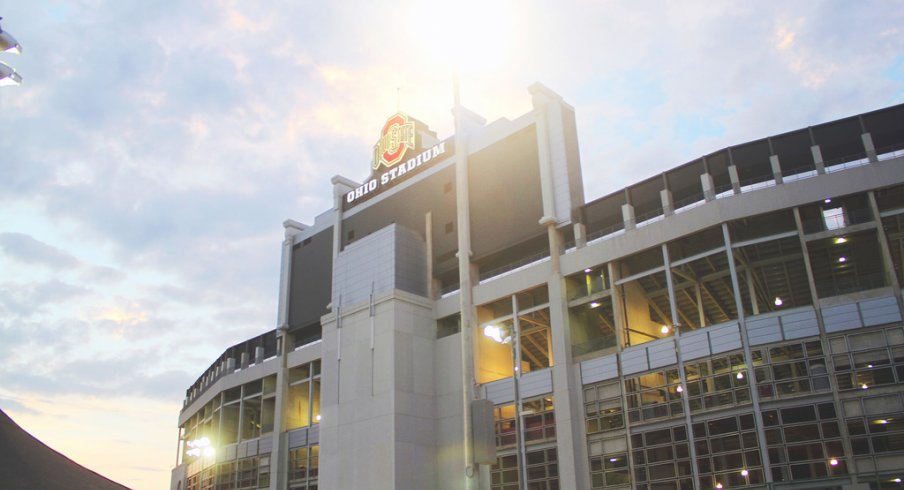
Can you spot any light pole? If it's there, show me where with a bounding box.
[0,17,23,86]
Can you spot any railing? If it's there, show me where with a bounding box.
[478,251,550,283]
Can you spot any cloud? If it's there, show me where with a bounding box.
[0,233,80,270]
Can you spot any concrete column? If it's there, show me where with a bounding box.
[811,145,826,174]
[226,357,236,372]
[270,229,297,490]
[331,176,357,258]
[701,172,716,201]
[453,95,480,489]
[770,155,783,185]
[240,352,249,370]
[862,132,878,162]
[621,203,636,231]
[254,346,264,365]
[573,222,587,249]
[728,165,741,194]
[660,189,674,216]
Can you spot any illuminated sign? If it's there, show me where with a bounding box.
[372,113,416,170]
[344,113,453,208]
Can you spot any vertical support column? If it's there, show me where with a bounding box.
[770,155,783,185]
[728,165,741,195]
[573,222,587,248]
[270,231,297,490]
[868,192,902,294]
[701,173,716,201]
[621,203,636,231]
[720,223,774,488]
[330,176,356,259]
[661,244,701,488]
[661,189,674,217]
[862,133,879,163]
[811,145,826,175]
[452,79,479,489]
[532,84,590,489]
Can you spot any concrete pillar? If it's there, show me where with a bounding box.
[811,145,826,174]
[240,351,249,370]
[660,189,674,216]
[701,173,716,201]
[255,346,264,365]
[573,222,587,248]
[770,155,783,185]
[862,132,878,163]
[728,165,741,194]
[621,203,636,231]
[226,357,236,373]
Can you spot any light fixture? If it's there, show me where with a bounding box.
[868,364,874,368]
[660,325,670,335]
[893,477,902,483]
[483,324,511,344]
[824,198,832,204]
[741,469,749,477]
[838,256,847,263]
[584,268,592,273]
[736,371,744,380]
[774,296,783,307]
[716,483,723,489]
[829,458,839,466]
[676,385,683,393]
[609,457,618,462]
[877,419,889,425]
[862,383,869,390]
[0,61,21,86]
[590,301,600,309]
[315,414,322,422]
[0,18,21,54]
[834,236,847,244]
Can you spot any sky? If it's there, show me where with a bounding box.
[0,1,903,489]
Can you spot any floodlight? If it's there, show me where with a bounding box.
[0,61,21,86]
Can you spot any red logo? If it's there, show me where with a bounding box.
[372,113,416,170]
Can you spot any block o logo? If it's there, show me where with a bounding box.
[372,112,416,170]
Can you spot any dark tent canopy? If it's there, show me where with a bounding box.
[0,409,131,490]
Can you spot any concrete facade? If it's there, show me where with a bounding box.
[171,88,904,490]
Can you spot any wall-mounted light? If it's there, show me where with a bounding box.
[774,296,783,307]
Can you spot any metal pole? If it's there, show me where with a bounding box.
[512,295,527,490]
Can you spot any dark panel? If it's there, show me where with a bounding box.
[628,175,664,223]
[342,163,458,278]
[705,150,732,195]
[862,104,904,154]
[666,159,705,209]
[770,129,814,176]
[468,124,544,260]
[582,190,627,239]
[730,138,772,185]
[812,116,864,165]
[288,227,334,330]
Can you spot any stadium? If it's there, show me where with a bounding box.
[170,84,904,490]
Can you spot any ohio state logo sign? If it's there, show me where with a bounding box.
[372,112,416,170]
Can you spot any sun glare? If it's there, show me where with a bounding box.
[407,0,519,72]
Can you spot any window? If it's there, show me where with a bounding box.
[684,353,751,413]
[693,413,764,489]
[625,369,683,423]
[477,287,552,384]
[761,402,847,483]
[830,327,904,391]
[752,341,829,400]
[584,380,624,434]
[630,425,693,490]
[288,445,319,489]
[287,360,322,430]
